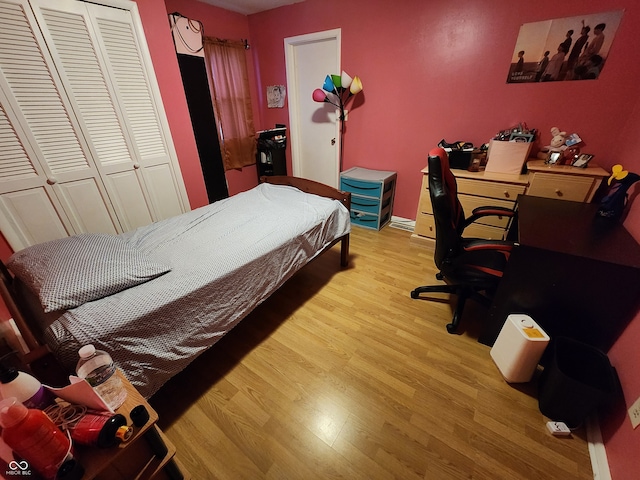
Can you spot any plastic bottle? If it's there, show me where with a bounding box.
[0,397,71,479]
[67,411,132,448]
[75,345,127,411]
[0,363,55,410]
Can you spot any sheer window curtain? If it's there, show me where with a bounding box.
[204,38,256,171]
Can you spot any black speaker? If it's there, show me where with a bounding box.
[448,150,473,170]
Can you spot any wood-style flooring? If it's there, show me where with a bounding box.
[150,225,593,480]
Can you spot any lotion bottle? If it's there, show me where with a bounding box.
[0,363,55,410]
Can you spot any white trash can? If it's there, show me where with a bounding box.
[490,314,550,383]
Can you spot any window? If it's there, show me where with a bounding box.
[204,38,256,171]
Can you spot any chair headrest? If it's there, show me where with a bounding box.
[429,147,448,159]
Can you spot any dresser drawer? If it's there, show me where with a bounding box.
[527,173,596,202]
[456,178,526,201]
[415,212,507,240]
[414,212,436,238]
[340,177,383,198]
[458,194,514,228]
[417,191,514,228]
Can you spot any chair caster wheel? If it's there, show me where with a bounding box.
[410,290,419,299]
[436,273,444,281]
[446,323,457,334]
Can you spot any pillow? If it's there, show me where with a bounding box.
[7,233,170,313]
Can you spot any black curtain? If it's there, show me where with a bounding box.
[176,53,228,202]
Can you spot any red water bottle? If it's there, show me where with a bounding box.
[0,397,71,479]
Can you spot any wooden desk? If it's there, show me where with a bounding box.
[479,195,640,351]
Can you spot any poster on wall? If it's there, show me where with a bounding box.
[506,10,623,83]
[267,85,286,108]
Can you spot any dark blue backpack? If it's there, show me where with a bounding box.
[598,172,640,220]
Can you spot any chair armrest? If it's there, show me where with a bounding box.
[462,238,516,253]
[464,206,515,228]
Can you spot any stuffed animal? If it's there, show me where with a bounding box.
[549,126,567,150]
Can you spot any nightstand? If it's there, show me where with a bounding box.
[76,371,190,479]
[340,167,397,230]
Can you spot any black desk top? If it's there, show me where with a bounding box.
[517,195,640,269]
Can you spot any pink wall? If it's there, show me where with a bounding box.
[248,0,640,221]
[2,0,640,475]
[601,94,640,480]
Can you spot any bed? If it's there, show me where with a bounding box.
[0,176,351,398]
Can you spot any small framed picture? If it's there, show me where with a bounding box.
[572,153,593,168]
[546,151,562,165]
[565,133,582,147]
[509,132,534,143]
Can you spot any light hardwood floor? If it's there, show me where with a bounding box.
[150,226,593,480]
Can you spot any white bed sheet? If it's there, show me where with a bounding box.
[44,183,350,398]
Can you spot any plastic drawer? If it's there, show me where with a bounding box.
[350,195,381,214]
[350,210,380,229]
[340,177,383,198]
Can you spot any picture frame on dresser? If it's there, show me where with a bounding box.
[545,151,562,165]
[572,154,594,168]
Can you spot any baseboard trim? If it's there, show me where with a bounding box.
[587,416,611,480]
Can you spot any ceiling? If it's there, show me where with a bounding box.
[197,0,306,15]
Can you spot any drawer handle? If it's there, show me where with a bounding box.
[555,189,563,197]
[503,191,510,198]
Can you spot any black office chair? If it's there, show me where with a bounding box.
[411,147,516,334]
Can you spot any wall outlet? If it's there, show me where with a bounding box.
[628,396,640,429]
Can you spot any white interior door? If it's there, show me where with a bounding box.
[285,29,340,188]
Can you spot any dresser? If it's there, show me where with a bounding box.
[413,167,528,243]
[412,160,609,245]
[526,159,608,202]
[340,167,397,230]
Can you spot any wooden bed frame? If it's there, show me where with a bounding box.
[0,176,351,380]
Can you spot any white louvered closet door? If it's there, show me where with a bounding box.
[0,0,121,251]
[0,0,190,251]
[30,0,189,230]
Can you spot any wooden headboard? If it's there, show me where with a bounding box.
[1,261,39,350]
[261,175,351,211]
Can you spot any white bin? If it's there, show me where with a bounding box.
[490,314,550,383]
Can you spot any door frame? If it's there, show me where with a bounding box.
[284,29,341,185]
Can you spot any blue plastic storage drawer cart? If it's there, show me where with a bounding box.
[340,167,397,230]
